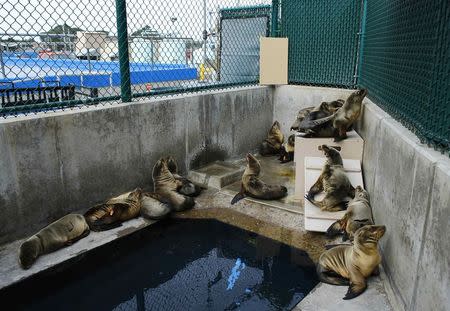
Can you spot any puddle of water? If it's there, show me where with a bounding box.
[1,219,318,311]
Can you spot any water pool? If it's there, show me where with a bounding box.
[1,219,318,311]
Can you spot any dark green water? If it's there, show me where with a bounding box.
[2,219,318,311]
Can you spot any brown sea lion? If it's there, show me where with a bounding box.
[18,214,90,269]
[231,153,288,204]
[279,134,295,163]
[84,188,142,231]
[327,186,374,241]
[305,145,355,212]
[260,121,284,156]
[317,225,386,299]
[152,158,195,212]
[302,89,368,141]
[165,156,203,197]
[290,106,315,131]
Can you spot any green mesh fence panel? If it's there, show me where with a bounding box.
[280,0,362,87]
[359,0,450,154]
[0,0,271,116]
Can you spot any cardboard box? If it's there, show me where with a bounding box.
[259,37,288,85]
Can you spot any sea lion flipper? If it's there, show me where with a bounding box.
[344,271,367,300]
[301,114,335,129]
[231,191,245,205]
[317,265,349,286]
[65,228,90,246]
[326,220,344,237]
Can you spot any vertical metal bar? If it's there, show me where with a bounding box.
[0,44,6,78]
[356,0,367,85]
[115,0,132,102]
[203,0,207,66]
[271,0,279,37]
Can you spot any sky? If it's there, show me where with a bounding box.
[0,0,270,41]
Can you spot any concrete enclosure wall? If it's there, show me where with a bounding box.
[0,86,273,245]
[356,100,450,311]
[274,85,449,311]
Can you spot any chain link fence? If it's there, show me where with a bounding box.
[1,0,448,154]
[358,0,450,154]
[0,0,271,116]
[279,0,362,88]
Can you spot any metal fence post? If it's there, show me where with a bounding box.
[356,0,367,85]
[271,0,279,37]
[0,44,6,78]
[115,0,132,102]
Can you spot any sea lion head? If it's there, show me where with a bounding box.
[270,121,281,132]
[287,134,295,146]
[127,188,143,202]
[318,144,343,165]
[152,158,166,181]
[354,225,386,247]
[347,88,368,106]
[354,185,370,202]
[290,107,314,131]
[329,99,344,109]
[165,156,178,174]
[269,121,284,142]
[18,236,41,269]
[246,153,261,175]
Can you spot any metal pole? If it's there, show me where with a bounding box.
[271,0,279,37]
[356,0,368,86]
[203,0,207,67]
[115,0,132,102]
[0,44,6,78]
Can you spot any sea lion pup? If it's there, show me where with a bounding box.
[165,156,203,197]
[290,106,315,131]
[140,192,172,220]
[305,145,355,212]
[18,214,90,269]
[301,89,368,141]
[317,225,386,300]
[84,188,142,231]
[279,134,295,163]
[152,158,195,212]
[260,121,284,156]
[326,186,374,241]
[231,153,288,204]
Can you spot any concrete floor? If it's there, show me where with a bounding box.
[0,155,392,310]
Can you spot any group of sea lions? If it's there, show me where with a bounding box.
[244,89,386,300]
[291,88,368,141]
[258,88,368,164]
[260,120,296,163]
[306,144,386,299]
[18,87,385,300]
[18,156,201,269]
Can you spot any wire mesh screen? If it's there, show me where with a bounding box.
[358,0,450,154]
[280,0,362,87]
[0,0,271,116]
